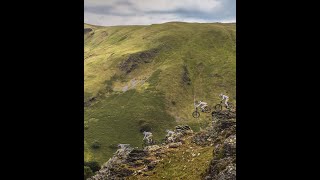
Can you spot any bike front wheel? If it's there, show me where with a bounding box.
[204,106,211,113]
[192,111,200,118]
[214,104,222,112]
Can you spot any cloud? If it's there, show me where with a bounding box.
[84,0,236,26]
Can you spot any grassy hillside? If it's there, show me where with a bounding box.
[84,22,236,164]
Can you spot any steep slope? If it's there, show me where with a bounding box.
[84,22,236,164]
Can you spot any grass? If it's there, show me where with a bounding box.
[84,89,176,164]
[84,22,236,164]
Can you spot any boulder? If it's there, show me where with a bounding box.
[168,142,182,148]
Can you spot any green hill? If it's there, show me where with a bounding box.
[84,22,236,164]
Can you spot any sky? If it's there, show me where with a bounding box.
[84,0,236,26]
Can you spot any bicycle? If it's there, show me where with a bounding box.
[192,106,211,118]
[214,101,234,112]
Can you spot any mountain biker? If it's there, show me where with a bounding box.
[143,131,153,144]
[166,130,175,137]
[196,100,208,112]
[117,144,130,149]
[219,93,229,108]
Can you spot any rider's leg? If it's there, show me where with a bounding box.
[147,135,152,144]
[225,99,229,108]
[202,105,207,112]
[201,107,205,112]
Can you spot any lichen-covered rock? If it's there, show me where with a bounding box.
[192,131,212,146]
[143,145,161,152]
[175,125,193,135]
[163,125,193,144]
[212,110,236,120]
[168,142,182,148]
[223,135,236,157]
[216,163,236,180]
[126,149,148,163]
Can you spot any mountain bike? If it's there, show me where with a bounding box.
[214,101,234,112]
[192,106,211,118]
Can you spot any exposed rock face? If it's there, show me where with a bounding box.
[203,110,236,180]
[84,28,93,34]
[119,49,159,74]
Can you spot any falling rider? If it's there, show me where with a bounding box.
[219,93,229,108]
[143,131,153,144]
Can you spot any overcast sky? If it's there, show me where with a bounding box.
[84,0,236,26]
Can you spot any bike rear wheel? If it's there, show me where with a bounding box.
[214,104,222,112]
[192,111,200,118]
[227,102,234,110]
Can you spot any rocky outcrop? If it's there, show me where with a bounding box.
[203,110,236,180]
[87,125,193,179]
[88,145,134,180]
[87,115,236,180]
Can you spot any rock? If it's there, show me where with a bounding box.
[216,163,236,180]
[192,130,212,146]
[144,145,161,152]
[223,135,236,157]
[212,110,236,120]
[168,142,182,148]
[126,149,148,162]
[147,163,156,170]
[203,110,236,179]
[175,125,193,135]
